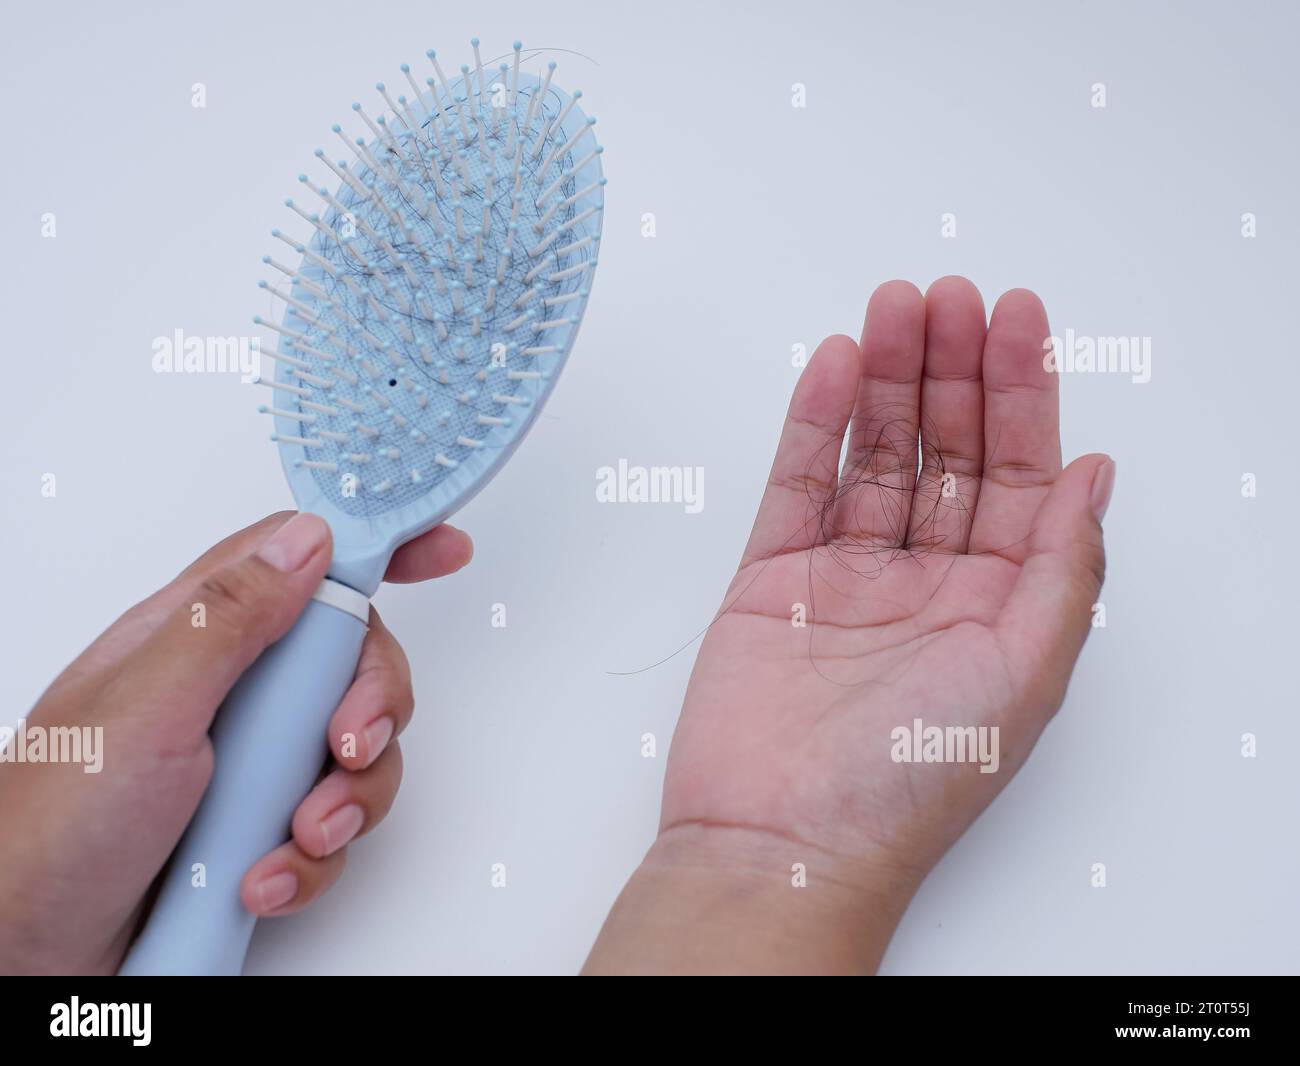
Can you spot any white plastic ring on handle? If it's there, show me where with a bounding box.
[311,577,371,624]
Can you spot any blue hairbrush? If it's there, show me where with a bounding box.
[121,39,602,975]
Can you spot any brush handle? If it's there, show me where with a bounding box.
[119,584,369,976]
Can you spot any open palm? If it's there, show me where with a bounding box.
[661,278,1113,905]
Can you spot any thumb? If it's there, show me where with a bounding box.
[107,512,334,742]
[995,454,1114,708]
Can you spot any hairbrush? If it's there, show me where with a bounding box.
[121,39,603,975]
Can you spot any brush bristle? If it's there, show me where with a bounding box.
[256,41,603,516]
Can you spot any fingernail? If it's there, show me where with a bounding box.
[454,528,474,567]
[319,804,365,856]
[363,717,394,767]
[257,871,298,912]
[256,513,328,572]
[1090,459,1116,524]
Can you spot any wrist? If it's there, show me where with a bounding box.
[583,822,919,975]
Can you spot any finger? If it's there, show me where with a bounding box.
[102,513,333,746]
[739,335,860,567]
[385,523,474,583]
[995,454,1113,712]
[240,839,348,917]
[968,289,1062,562]
[46,512,297,693]
[173,511,300,584]
[833,280,926,546]
[328,609,413,771]
[290,743,404,859]
[907,276,986,553]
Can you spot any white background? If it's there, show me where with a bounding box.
[2,0,1296,974]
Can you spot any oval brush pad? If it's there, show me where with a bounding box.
[120,39,603,975]
[262,39,603,593]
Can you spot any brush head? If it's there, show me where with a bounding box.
[256,41,602,591]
